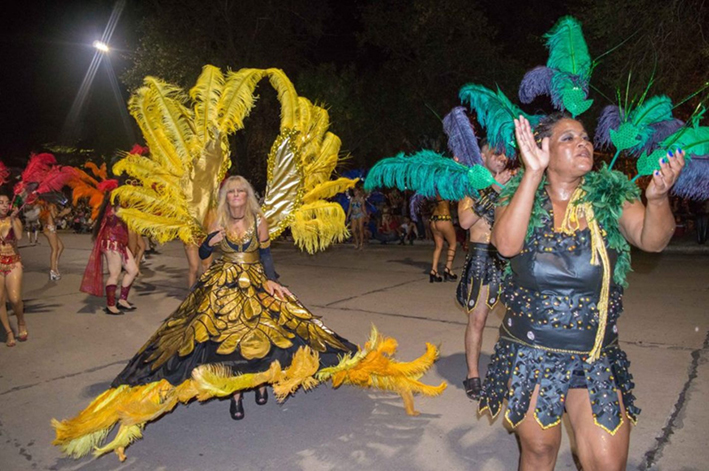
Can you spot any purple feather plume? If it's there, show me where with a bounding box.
[594,105,622,149]
[519,66,554,104]
[637,119,685,154]
[672,156,709,200]
[409,192,427,222]
[442,107,482,167]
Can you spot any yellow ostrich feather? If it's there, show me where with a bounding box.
[115,208,200,244]
[189,65,224,143]
[266,68,298,130]
[303,133,341,190]
[271,346,321,400]
[128,85,184,173]
[190,362,283,400]
[217,68,267,134]
[302,178,358,204]
[142,77,197,164]
[112,155,183,198]
[290,201,350,254]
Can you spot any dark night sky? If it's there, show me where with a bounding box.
[0,0,570,166]
[0,0,138,164]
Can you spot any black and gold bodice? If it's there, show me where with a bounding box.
[500,197,623,353]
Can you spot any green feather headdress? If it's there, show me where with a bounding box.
[518,16,594,117]
[459,83,541,159]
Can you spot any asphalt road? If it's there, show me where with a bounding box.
[1,234,707,471]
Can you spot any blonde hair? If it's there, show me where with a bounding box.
[215,176,263,230]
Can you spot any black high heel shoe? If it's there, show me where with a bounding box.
[255,387,268,405]
[443,267,458,281]
[429,270,443,283]
[230,396,244,420]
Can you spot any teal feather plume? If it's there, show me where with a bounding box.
[364,150,496,200]
[545,16,592,78]
[459,83,541,158]
[519,16,593,117]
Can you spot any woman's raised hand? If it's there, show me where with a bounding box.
[208,228,226,246]
[514,116,549,174]
[646,149,685,202]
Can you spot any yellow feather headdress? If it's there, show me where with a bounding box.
[112,65,355,251]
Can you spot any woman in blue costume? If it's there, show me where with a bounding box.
[479,113,684,471]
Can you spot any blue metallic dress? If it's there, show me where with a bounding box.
[478,195,639,435]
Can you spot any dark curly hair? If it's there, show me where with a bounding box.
[534,111,578,143]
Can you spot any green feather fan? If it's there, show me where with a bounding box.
[364,150,496,200]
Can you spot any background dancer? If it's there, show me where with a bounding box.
[457,141,512,399]
[0,193,26,346]
[40,202,67,280]
[80,187,138,315]
[428,196,458,282]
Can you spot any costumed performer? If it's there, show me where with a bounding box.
[479,114,684,471]
[52,175,446,461]
[345,184,368,250]
[39,201,68,280]
[0,191,27,347]
[428,196,458,282]
[456,140,512,399]
[80,180,139,315]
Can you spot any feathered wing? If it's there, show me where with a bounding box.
[260,87,354,252]
[459,84,541,158]
[442,106,482,167]
[364,150,496,200]
[115,70,231,244]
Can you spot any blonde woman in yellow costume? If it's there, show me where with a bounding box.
[429,196,458,282]
[0,193,27,347]
[52,176,446,461]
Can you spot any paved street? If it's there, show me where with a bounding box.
[1,233,707,471]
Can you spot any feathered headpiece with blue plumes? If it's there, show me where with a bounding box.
[364,150,496,200]
[442,107,483,167]
[518,16,594,117]
[459,83,541,159]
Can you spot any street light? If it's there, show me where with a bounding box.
[93,40,109,53]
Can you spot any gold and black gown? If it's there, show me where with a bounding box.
[113,225,357,387]
[54,221,446,461]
